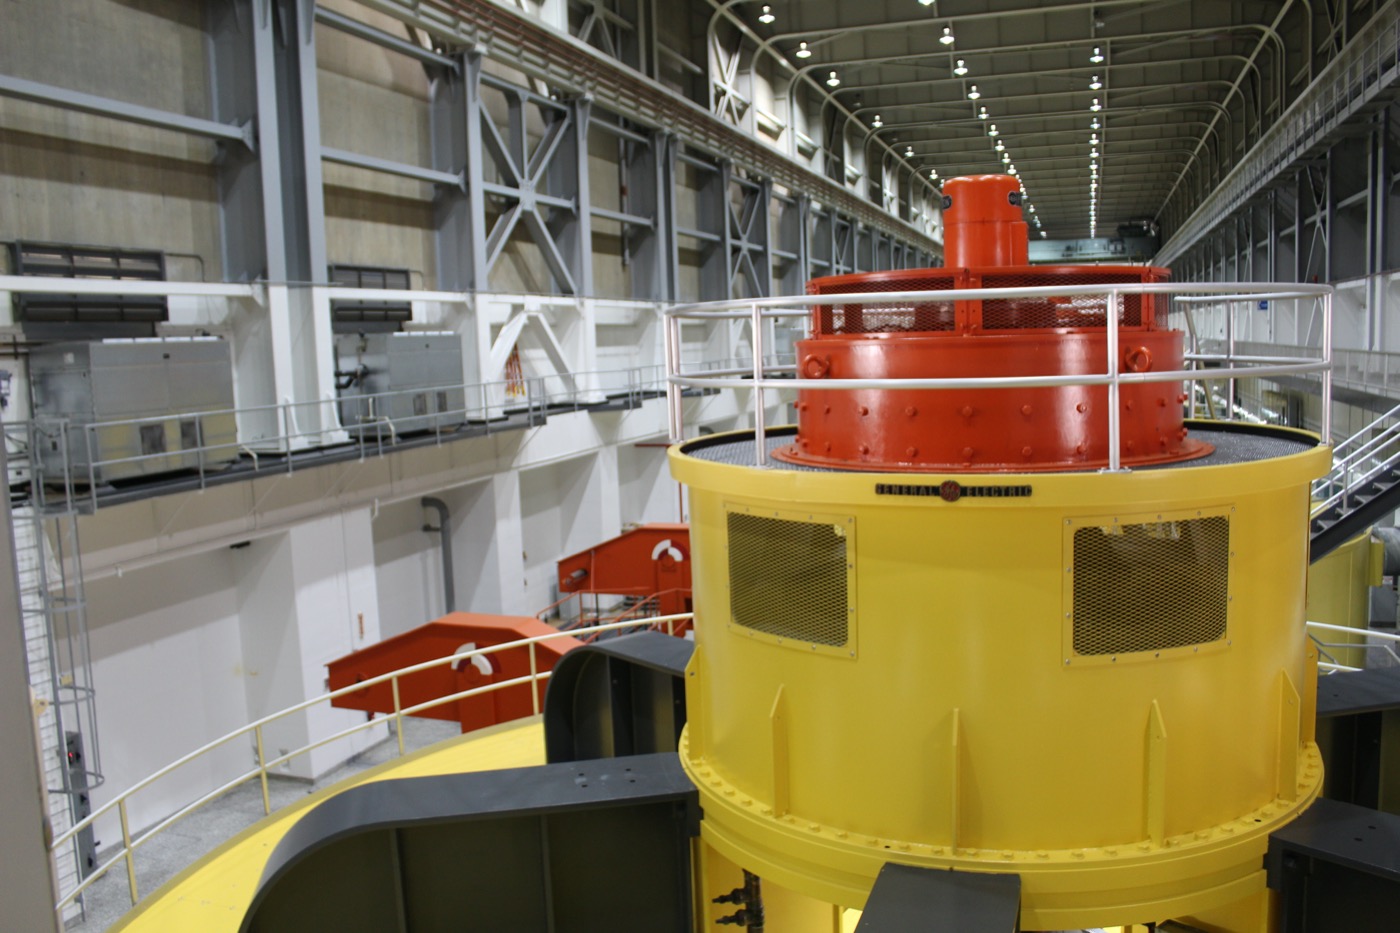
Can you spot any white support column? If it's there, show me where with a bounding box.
[235,507,384,780]
[490,471,529,617]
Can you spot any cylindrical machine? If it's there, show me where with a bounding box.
[669,175,1328,931]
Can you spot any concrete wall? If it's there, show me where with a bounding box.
[0,0,220,282]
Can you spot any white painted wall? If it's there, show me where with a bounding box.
[236,509,385,780]
[619,439,680,526]
[85,550,248,840]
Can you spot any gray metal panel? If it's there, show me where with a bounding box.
[239,753,697,933]
[336,334,466,435]
[29,341,238,483]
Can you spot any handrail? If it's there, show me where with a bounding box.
[665,281,1334,465]
[1307,620,1400,671]
[17,359,673,511]
[49,613,694,920]
[1312,442,1400,517]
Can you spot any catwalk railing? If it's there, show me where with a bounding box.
[10,357,752,513]
[665,281,1335,469]
[45,613,693,924]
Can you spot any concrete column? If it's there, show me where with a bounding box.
[0,443,59,932]
[490,471,529,616]
[235,507,385,780]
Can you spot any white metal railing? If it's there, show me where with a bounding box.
[1307,620,1400,672]
[1156,2,1400,266]
[1311,403,1400,515]
[664,281,1333,469]
[48,614,692,924]
[16,360,674,511]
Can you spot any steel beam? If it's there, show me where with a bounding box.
[322,146,463,187]
[0,73,252,148]
[313,6,458,71]
[352,0,939,256]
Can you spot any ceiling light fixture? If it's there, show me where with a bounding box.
[930,168,939,179]
[940,25,955,45]
[1090,75,1102,90]
[994,141,1005,151]
[919,0,936,6]
[1091,46,1105,64]
[1002,153,1010,163]
[953,59,968,76]
[1090,117,1101,129]
[872,114,884,128]
[978,107,989,120]
[759,4,775,24]
[987,123,999,136]
[1090,98,1102,112]
[1008,165,1018,175]
[795,41,812,59]
[826,71,841,87]
[905,146,915,157]
[967,84,981,100]
[1040,230,1048,238]
[1090,133,1099,144]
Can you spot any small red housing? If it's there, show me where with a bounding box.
[773,174,1210,473]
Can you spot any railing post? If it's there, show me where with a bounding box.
[664,311,679,441]
[1225,298,1236,420]
[119,799,138,906]
[752,302,766,466]
[281,403,294,471]
[528,642,540,716]
[1105,289,1123,472]
[1321,293,1334,443]
[392,676,405,757]
[254,725,271,816]
[84,424,97,512]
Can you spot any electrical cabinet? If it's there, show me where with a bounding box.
[335,333,466,436]
[28,340,238,484]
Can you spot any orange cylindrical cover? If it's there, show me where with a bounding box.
[943,174,1028,268]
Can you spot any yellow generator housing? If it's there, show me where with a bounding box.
[671,424,1327,930]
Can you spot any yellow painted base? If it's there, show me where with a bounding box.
[1307,529,1383,668]
[687,729,1318,931]
[114,720,546,933]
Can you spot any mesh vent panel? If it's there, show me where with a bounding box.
[981,272,1150,330]
[1072,516,1228,656]
[728,513,849,646]
[809,273,957,335]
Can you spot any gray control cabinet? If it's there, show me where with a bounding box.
[335,333,466,435]
[29,340,238,483]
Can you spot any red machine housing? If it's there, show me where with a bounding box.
[774,174,1210,473]
[556,523,692,621]
[327,613,582,733]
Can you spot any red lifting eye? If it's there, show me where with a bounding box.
[1125,346,1153,373]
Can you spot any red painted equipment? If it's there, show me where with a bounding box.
[774,173,1211,473]
[555,523,692,623]
[327,613,582,734]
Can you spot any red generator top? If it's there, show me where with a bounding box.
[773,174,1211,473]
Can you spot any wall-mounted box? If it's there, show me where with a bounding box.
[335,334,466,436]
[29,340,238,484]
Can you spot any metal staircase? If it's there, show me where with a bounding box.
[1311,403,1400,563]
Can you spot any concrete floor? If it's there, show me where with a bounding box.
[65,718,461,932]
